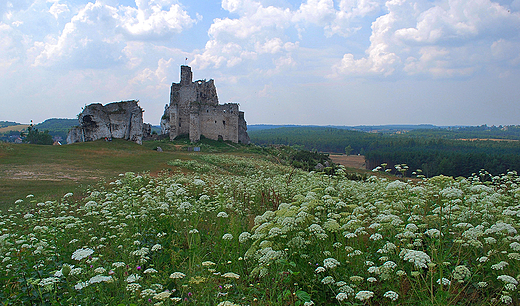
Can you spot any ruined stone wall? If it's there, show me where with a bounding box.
[193,104,240,143]
[162,65,249,144]
[67,100,145,144]
[238,111,250,144]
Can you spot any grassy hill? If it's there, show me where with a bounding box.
[0,124,29,133]
[1,139,519,305]
[0,138,252,208]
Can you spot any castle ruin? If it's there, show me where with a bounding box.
[161,66,250,144]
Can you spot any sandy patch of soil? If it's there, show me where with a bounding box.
[329,154,366,169]
[1,165,100,181]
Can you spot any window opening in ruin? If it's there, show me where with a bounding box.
[223,120,226,127]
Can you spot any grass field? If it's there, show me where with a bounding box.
[0,140,187,209]
[0,124,29,133]
[0,138,274,209]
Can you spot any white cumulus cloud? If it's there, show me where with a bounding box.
[332,0,520,78]
[32,0,196,68]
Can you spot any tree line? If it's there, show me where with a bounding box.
[249,126,520,177]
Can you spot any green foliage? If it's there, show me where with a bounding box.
[0,121,20,128]
[22,125,53,145]
[33,118,78,142]
[250,126,520,178]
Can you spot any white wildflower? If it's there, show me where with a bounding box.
[497,275,518,285]
[383,290,399,301]
[169,272,186,279]
[217,212,229,218]
[71,248,94,261]
[400,249,431,269]
[222,233,233,241]
[437,278,451,285]
[222,272,240,279]
[323,258,341,269]
[491,261,509,270]
[321,276,335,284]
[355,290,374,301]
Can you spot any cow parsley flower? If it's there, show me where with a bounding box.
[89,275,112,284]
[424,229,441,238]
[169,272,186,279]
[500,295,513,304]
[238,232,251,243]
[321,276,335,284]
[222,233,233,240]
[141,288,157,297]
[154,291,172,300]
[126,283,141,292]
[400,249,431,269]
[144,268,158,274]
[268,227,282,237]
[355,290,374,301]
[497,275,518,285]
[383,290,399,301]
[126,274,141,283]
[94,267,106,274]
[112,262,125,268]
[437,278,451,286]
[217,212,229,218]
[222,272,240,279]
[491,261,509,270]
[75,281,89,290]
[323,258,340,269]
[453,265,471,281]
[71,248,94,261]
[510,242,520,251]
[370,233,383,241]
[367,277,377,283]
[38,277,59,287]
[336,292,348,301]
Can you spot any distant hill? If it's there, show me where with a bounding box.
[248,124,440,133]
[0,124,29,133]
[0,122,29,142]
[0,121,22,128]
[34,118,77,130]
[33,118,78,142]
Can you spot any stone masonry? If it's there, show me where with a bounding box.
[67,100,146,144]
[161,66,250,144]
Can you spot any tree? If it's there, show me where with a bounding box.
[21,125,53,145]
[345,145,353,155]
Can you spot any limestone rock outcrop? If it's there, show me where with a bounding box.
[67,100,145,144]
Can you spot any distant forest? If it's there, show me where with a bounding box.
[249,125,520,178]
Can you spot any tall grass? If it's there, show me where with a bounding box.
[1,153,519,305]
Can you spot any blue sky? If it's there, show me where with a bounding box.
[1,0,519,126]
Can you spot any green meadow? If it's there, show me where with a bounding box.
[1,139,519,305]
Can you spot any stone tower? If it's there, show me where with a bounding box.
[161,66,250,144]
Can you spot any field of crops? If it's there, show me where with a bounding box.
[1,152,520,305]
